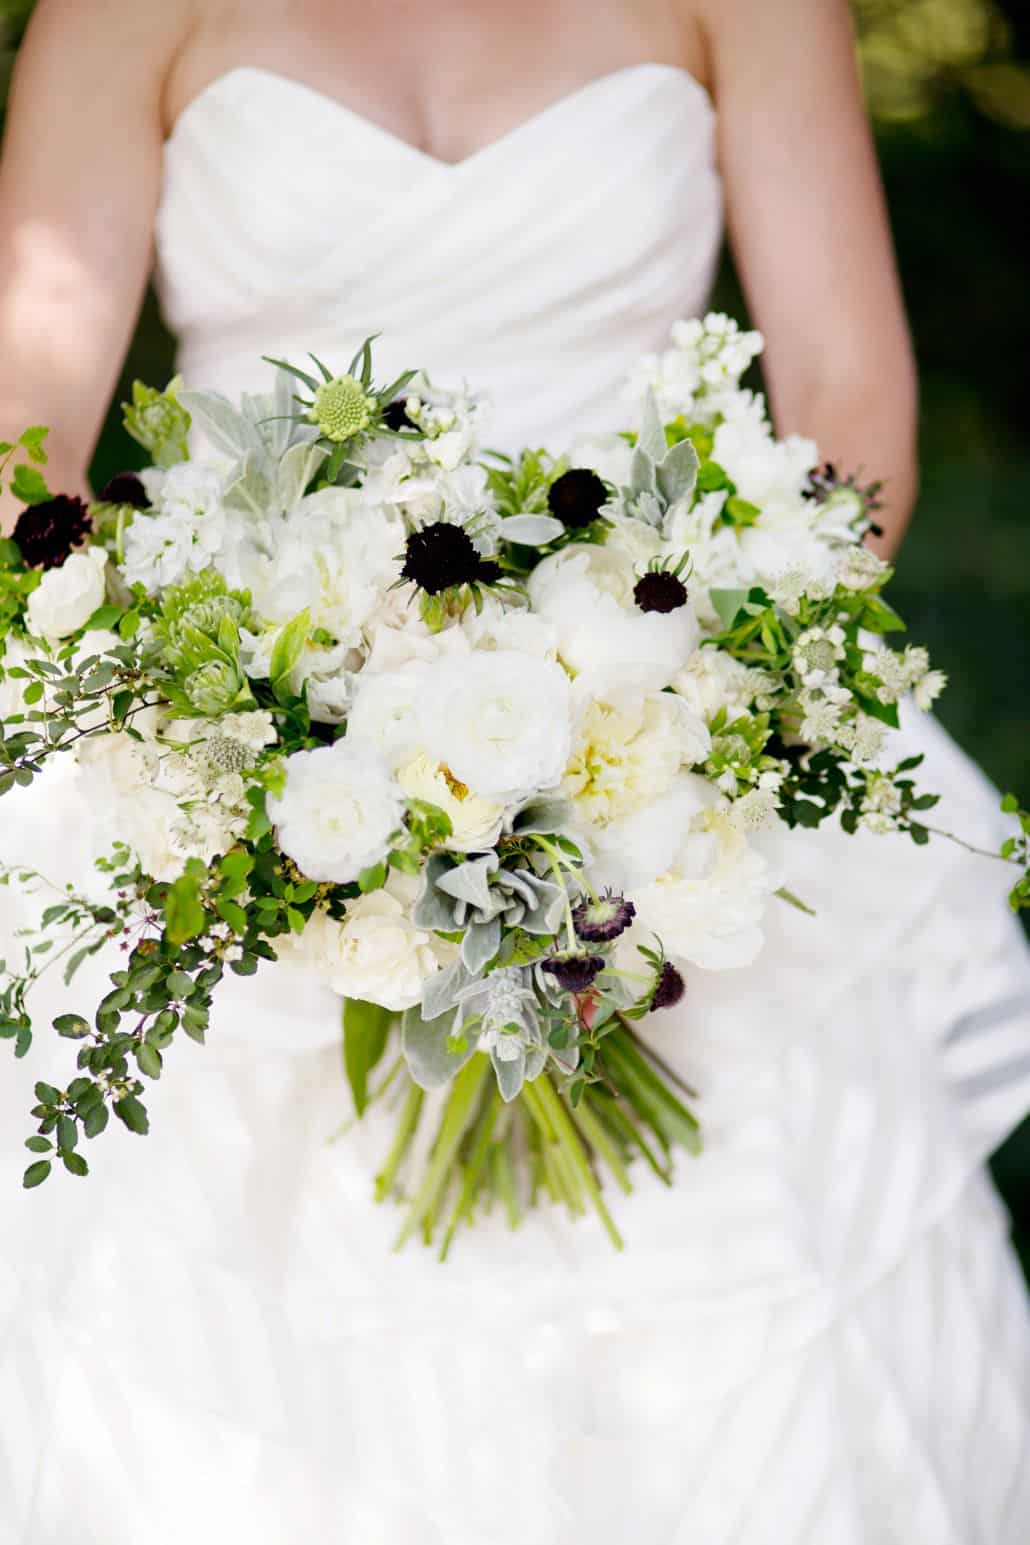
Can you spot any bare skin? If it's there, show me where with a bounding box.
[0,0,916,552]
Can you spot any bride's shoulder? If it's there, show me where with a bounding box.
[18,0,199,88]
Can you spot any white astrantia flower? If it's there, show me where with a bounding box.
[836,712,887,766]
[836,544,889,592]
[528,541,699,690]
[860,771,903,834]
[26,546,109,642]
[419,650,573,802]
[396,753,506,852]
[268,742,404,884]
[913,668,947,711]
[799,680,852,744]
[792,625,846,689]
[563,684,710,828]
[281,874,446,1012]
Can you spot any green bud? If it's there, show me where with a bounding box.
[183,659,244,716]
[309,375,374,443]
[123,377,192,470]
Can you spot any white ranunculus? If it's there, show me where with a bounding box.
[284,881,443,1011]
[346,666,432,770]
[528,543,698,691]
[268,742,404,883]
[419,650,572,802]
[396,752,506,852]
[26,547,108,641]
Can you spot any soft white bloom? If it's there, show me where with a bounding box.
[346,667,432,769]
[673,647,757,722]
[123,463,231,591]
[792,625,846,689]
[284,876,444,1011]
[564,687,710,827]
[566,433,633,488]
[713,414,817,515]
[269,742,404,883]
[860,771,902,833]
[529,542,698,690]
[396,752,506,851]
[26,547,109,641]
[836,544,888,591]
[913,668,947,711]
[729,782,782,833]
[798,680,852,744]
[836,712,887,765]
[420,650,573,801]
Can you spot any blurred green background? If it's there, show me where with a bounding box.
[1,0,1028,1262]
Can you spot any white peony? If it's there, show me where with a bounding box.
[396,752,506,852]
[268,742,404,883]
[26,547,109,641]
[564,685,710,828]
[419,650,573,802]
[673,647,757,723]
[528,542,699,691]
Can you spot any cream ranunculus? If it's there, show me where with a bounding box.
[396,752,506,852]
[564,684,710,829]
[26,547,108,642]
[419,650,572,802]
[268,742,404,883]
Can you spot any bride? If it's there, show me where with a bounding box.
[2,1,1029,1539]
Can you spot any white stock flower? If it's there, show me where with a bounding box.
[528,542,698,690]
[26,547,108,641]
[268,742,403,883]
[563,686,710,828]
[420,650,572,801]
[396,753,506,851]
[122,463,230,591]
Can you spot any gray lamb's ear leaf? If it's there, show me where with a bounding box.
[523,1046,549,1083]
[402,1004,476,1089]
[278,441,329,512]
[437,855,495,913]
[656,438,699,507]
[178,389,267,460]
[223,452,275,516]
[461,916,501,975]
[500,513,565,546]
[636,389,668,466]
[420,956,475,1021]
[510,797,576,838]
[630,447,658,499]
[523,880,566,936]
[492,1048,526,1103]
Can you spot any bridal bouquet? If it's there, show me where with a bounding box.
[2,317,1027,1254]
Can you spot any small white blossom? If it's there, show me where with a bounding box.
[913,668,947,711]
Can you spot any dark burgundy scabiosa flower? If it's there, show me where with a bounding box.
[547,468,608,530]
[542,952,606,994]
[475,558,503,587]
[651,960,685,1011]
[572,889,636,944]
[381,398,416,433]
[400,521,484,595]
[11,495,92,570]
[806,462,885,538]
[634,569,688,614]
[98,472,150,510]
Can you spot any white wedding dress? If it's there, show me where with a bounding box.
[3,63,1030,1544]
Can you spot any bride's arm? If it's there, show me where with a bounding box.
[0,0,195,532]
[699,0,918,556]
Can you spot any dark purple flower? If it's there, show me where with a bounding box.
[475,559,503,587]
[400,522,483,594]
[98,472,149,510]
[381,399,416,433]
[542,952,606,993]
[634,570,688,614]
[11,495,92,570]
[572,890,636,944]
[806,462,884,535]
[547,468,608,530]
[651,961,685,1011]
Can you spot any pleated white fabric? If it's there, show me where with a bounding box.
[2,62,1029,1544]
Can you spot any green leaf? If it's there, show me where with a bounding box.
[357,861,388,894]
[62,1152,89,1177]
[84,605,123,632]
[342,997,396,1116]
[164,871,205,945]
[25,1136,52,1154]
[83,1103,109,1139]
[56,1114,78,1152]
[23,1160,52,1189]
[135,1041,164,1078]
[215,897,248,934]
[18,425,50,463]
[113,1095,149,1135]
[268,608,311,704]
[1001,792,1020,814]
[709,588,751,630]
[11,463,51,506]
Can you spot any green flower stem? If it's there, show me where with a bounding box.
[587,1088,673,1185]
[438,1086,503,1262]
[394,1055,490,1250]
[567,1094,634,1196]
[374,1081,424,1204]
[916,823,1023,866]
[491,1138,522,1231]
[524,1074,624,1251]
[531,835,578,949]
[617,1015,700,1102]
[602,1027,701,1156]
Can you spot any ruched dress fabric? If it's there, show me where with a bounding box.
[2,63,1030,1544]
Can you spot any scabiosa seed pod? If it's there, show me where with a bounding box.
[547,468,608,530]
[572,890,636,944]
[633,570,688,614]
[651,961,685,1011]
[98,472,149,510]
[400,521,485,595]
[11,495,92,570]
[542,952,606,993]
[310,374,375,442]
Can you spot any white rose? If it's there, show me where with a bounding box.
[284,883,443,1011]
[419,650,572,802]
[528,543,698,691]
[26,547,108,642]
[268,742,404,883]
[396,752,506,852]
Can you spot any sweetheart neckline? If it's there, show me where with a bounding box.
[165,61,713,172]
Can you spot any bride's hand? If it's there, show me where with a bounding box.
[0,0,195,533]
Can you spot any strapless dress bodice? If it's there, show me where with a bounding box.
[154,63,722,450]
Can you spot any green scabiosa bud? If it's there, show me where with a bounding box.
[309,374,376,443]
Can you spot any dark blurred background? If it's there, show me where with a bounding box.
[1,0,1028,1264]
